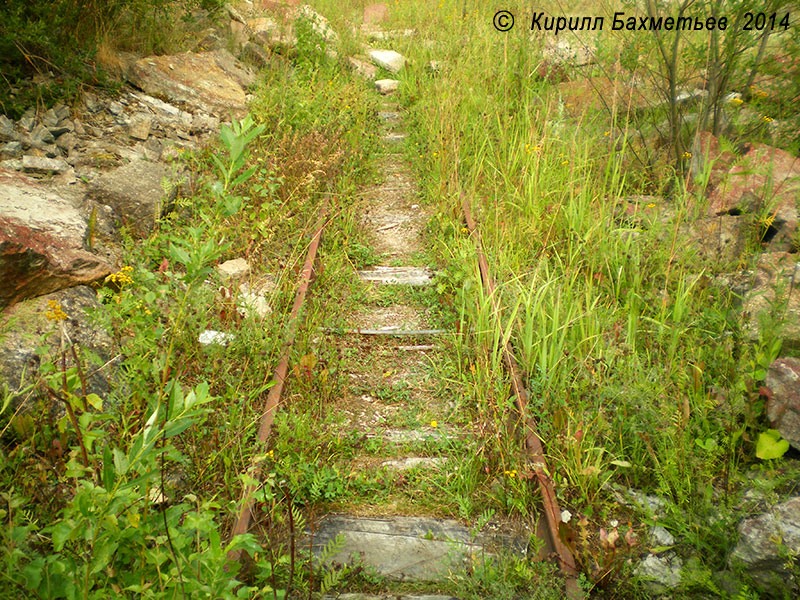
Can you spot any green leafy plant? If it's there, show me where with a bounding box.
[756,429,790,460]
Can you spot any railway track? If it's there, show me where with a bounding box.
[227,83,582,600]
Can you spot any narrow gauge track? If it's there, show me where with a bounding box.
[226,141,581,600]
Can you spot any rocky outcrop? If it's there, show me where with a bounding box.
[128,52,249,117]
[708,144,800,251]
[729,496,800,596]
[0,286,113,400]
[0,170,111,309]
[764,358,800,450]
[87,159,177,237]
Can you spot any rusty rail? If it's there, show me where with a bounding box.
[228,195,330,561]
[461,195,582,598]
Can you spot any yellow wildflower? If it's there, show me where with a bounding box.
[762,115,774,123]
[682,151,692,159]
[106,265,134,286]
[430,420,438,428]
[45,299,68,321]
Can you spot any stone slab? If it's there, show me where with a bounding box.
[369,50,406,73]
[383,133,406,142]
[375,79,399,95]
[380,457,447,470]
[358,266,432,286]
[312,515,478,581]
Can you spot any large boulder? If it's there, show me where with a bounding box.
[729,496,800,596]
[87,159,176,237]
[738,253,800,346]
[128,52,248,117]
[0,170,111,310]
[764,358,800,451]
[0,286,113,402]
[708,144,800,250]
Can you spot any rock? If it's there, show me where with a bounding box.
[190,113,220,135]
[649,525,675,548]
[543,38,595,67]
[1,142,23,159]
[348,57,377,80]
[83,93,104,114]
[237,291,271,319]
[682,215,749,266]
[55,133,78,152]
[375,79,399,95]
[129,92,194,128]
[198,329,235,346]
[217,258,249,280]
[635,552,683,592]
[0,286,113,401]
[128,115,152,141]
[297,5,338,43]
[128,52,248,117]
[41,108,60,128]
[737,252,800,346]
[17,115,34,132]
[383,133,406,143]
[358,267,433,285]
[729,497,800,596]
[107,101,124,116]
[30,124,55,146]
[369,49,406,73]
[312,515,481,581]
[0,170,111,309]
[21,156,70,174]
[764,358,800,450]
[0,115,16,142]
[241,42,271,68]
[87,160,176,237]
[363,3,389,25]
[380,457,446,471]
[0,159,23,171]
[248,17,296,50]
[708,144,800,249]
[212,48,256,89]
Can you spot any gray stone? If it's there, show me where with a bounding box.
[237,291,271,319]
[1,142,23,159]
[377,111,399,121]
[635,552,683,592]
[30,124,55,146]
[312,515,479,581]
[198,329,235,346]
[128,115,152,141]
[0,159,23,171]
[108,101,124,116]
[0,286,114,402]
[297,5,339,44]
[83,93,104,114]
[765,358,800,450]
[383,133,406,143]
[649,525,675,548]
[0,115,16,142]
[53,103,70,122]
[358,266,432,286]
[17,116,34,132]
[682,215,749,266]
[241,42,270,69]
[129,92,193,127]
[190,113,220,135]
[0,170,110,308]
[128,52,248,117]
[380,457,447,471]
[369,49,405,73]
[42,109,60,128]
[738,253,800,346]
[729,497,800,596]
[375,79,399,95]
[217,258,249,280]
[55,133,78,152]
[348,57,377,80]
[212,48,256,89]
[21,156,69,174]
[88,159,176,237]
